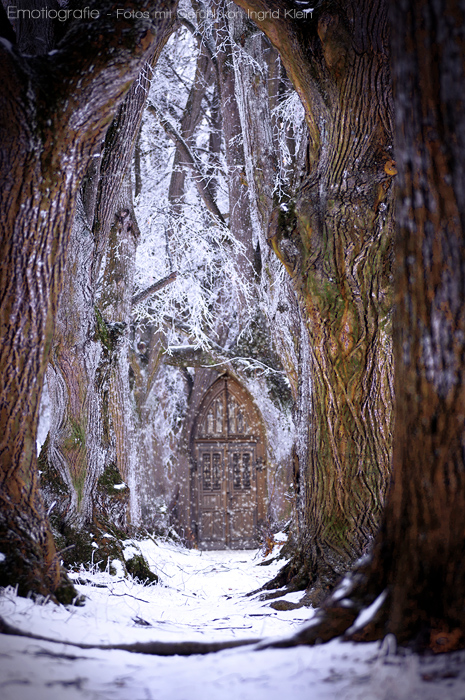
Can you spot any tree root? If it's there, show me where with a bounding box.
[4,569,463,657]
[0,615,261,656]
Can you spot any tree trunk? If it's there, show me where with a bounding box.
[265,0,465,654]
[42,19,176,541]
[213,2,255,284]
[233,0,395,597]
[0,0,178,598]
[45,191,104,528]
[346,0,465,650]
[99,176,141,525]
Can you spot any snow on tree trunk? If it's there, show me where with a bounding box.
[41,33,176,536]
[99,176,142,526]
[0,1,178,598]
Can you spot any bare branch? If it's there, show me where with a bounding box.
[148,105,226,225]
[132,271,178,307]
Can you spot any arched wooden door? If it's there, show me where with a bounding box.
[191,377,266,549]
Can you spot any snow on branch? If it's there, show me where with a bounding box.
[164,343,285,377]
[148,104,226,225]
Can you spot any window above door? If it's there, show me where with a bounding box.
[195,380,256,440]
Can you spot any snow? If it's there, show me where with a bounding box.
[347,589,388,635]
[1,539,465,700]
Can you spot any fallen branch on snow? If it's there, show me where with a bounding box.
[0,614,260,656]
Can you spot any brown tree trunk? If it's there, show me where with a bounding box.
[347,0,465,650]
[213,1,255,284]
[261,0,465,654]
[43,41,174,534]
[0,1,178,598]
[233,0,395,597]
[99,176,141,524]
[45,190,104,528]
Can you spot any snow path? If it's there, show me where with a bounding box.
[1,539,465,700]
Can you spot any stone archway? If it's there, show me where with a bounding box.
[191,376,266,549]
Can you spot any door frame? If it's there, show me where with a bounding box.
[190,376,266,549]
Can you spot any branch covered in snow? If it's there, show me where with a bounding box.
[164,343,285,376]
[0,614,260,656]
[148,104,226,225]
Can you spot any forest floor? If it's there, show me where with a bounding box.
[1,537,465,700]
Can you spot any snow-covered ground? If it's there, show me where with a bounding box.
[1,538,465,700]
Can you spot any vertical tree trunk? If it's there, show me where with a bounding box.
[99,176,142,526]
[233,0,395,597]
[350,0,465,650]
[277,0,465,653]
[45,191,104,528]
[42,26,175,536]
[0,2,178,597]
[213,2,255,284]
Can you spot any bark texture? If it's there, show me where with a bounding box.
[233,0,395,595]
[44,55,167,533]
[264,0,465,653]
[0,0,178,597]
[351,0,465,650]
[42,13,177,543]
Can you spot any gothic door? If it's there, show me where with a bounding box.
[192,378,265,549]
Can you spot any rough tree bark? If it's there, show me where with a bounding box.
[98,177,142,525]
[259,0,465,653]
[346,0,465,651]
[0,0,178,599]
[43,30,175,538]
[233,0,395,599]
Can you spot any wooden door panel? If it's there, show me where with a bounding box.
[227,446,257,547]
[198,446,226,548]
[228,506,255,544]
[200,509,225,543]
[202,493,222,508]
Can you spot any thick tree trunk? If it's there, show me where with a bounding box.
[0,1,178,597]
[45,192,104,528]
[347,0,465,650]
[233,0,395,596]
[261,0,465,654]
[99,177,141,525]
[42,21,176,539]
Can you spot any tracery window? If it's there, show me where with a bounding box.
[198,390,252,438]
[203,396,225,436]
[232,451,252,490]
[228,397,249,434]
